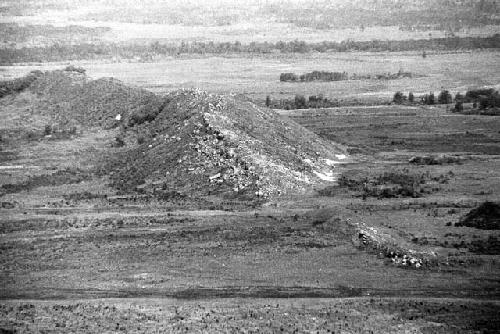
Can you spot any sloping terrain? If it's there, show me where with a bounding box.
[2,70,347,199]
[108,89,346,198]
[28,70,163,129]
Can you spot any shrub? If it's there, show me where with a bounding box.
[113,136,125,147]
[137,135,146,145]
[422,92,435,105]
[408,92,414,103]
[453,101,464,112]
[393,91,406,104]
[337,169,447,199]
[438,90,452,104]
[465,88,496,101]
[44,124,52,136]
[64,65,86,74]
[279,73,298,82]
[294,94,307,109]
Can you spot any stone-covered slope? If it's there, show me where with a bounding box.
[110,89,347,198]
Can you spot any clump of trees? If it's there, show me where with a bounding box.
[280,71,348,82]
[393,91,451,105]
[437,90,452,104]
[393,91,406,104]
[281,70,415,82]
[391,88,500,113]
[422,92,436,105]
[266,94,340,110]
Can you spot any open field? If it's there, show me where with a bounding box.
[1,0,499,45]
[1,50,500,106]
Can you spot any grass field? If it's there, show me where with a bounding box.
[2,51,499,106]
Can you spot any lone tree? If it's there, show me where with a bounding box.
[428,92,435,105]
[408,92,414,103]
[454,101,464,113]
[265,95,271,107]
[438,90,452,104]
[294,94,307,109]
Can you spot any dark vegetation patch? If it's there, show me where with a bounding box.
[266,94,342,109]
[280,70,414,82]
[0,70,42,98]
[409,155,463,165]
[63,65,86,74]
[455,201,500,230]
[1,35,499,63]
[468,236,500,255]
[320,169,451,199]
[62,191,108,202]
[26,70,163,128]
[0,169,90,196]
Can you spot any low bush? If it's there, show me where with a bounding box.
[408,155,462,165]
[335,168,450,199]
[0,70,42,98]
[64,65,86,74]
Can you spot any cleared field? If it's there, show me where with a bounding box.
[2,51,499,106]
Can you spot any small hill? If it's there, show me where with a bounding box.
[27,69,163,128]
[108,89,346,198]
[2,70,347,199]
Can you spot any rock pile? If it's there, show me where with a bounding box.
[351,221,436,268]
[110,89,347,198]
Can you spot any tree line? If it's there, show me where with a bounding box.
[280,70,414,82]
[394,88,500,112]
[263,88,500,111]
[1,34,499,64]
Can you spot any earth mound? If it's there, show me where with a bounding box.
[26,70,163,128]
[3,70,347,198]
[456,201,500,230]
[109,89,347,198]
